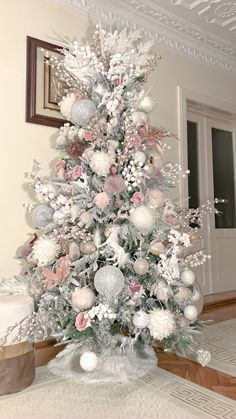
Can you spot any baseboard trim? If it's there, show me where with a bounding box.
[203,291,236,311]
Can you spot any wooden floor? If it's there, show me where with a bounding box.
[156,291,236,401]
[35,291,236,400]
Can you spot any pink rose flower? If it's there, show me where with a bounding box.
[75,312,91,331]
[129,278,141,294]
[55,160,65,172]
[129,134,142,148]
[55,160,66,179]
[131,192,144,205]
[83,131,93,141]
[72,165,83,180]
[75,91,85,101]
[166,214,174,225]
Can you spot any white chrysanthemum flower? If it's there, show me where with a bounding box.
[59,93,76,119]
[32,237,60,266]
[148,308,176,341]
[89,151,114,177]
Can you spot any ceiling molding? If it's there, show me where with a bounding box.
[55,0,236,72]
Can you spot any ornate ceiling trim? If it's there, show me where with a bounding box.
[55,0,236,72]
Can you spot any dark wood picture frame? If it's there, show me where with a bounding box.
[26,36,65,128]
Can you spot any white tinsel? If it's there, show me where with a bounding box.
[59,93,76,119]
[148,308,176,340]
[89,151,114,177]
[32,237,60,266]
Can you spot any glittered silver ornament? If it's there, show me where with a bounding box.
[94,266,124,301]
[31,204,54,228]
[133,311,149,329]
[196,349,211,367]
[71,99,96,126]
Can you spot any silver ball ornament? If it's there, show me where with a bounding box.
[181,269,196,286]
[80,351,98,372]
[133,311,149,329]
[184,305,198,321]
[94,266,124,301]
[133,258,149,275]
[31,204,54,228]
[71,99,96,126]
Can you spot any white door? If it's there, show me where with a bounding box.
[187,107,236,294]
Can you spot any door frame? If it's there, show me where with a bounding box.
[177,87,236,294]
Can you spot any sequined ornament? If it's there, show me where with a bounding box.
[71,99,96,126]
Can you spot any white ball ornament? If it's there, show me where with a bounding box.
[80,351,98,372]
[133,311,149,329]
[134,258,149,275]
[181,270,196,286]
[133,151,146,164]
[131,111,148,126]
[174,287,191,304]
[94,266,124,301]
[71,99,96,126]
[71,287,95,311]
[129,205,155,234]
[184,305,198,321]
[139,96,154,113]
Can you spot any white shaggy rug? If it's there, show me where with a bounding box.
[0,366,235,419]
[199,318,236,376]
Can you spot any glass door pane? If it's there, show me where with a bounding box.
[211,127,236,228]
[187,120,200,209]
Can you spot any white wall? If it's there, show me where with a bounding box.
[0,0,236,278]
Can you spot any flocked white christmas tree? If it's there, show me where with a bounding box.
[2,26,218,381]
